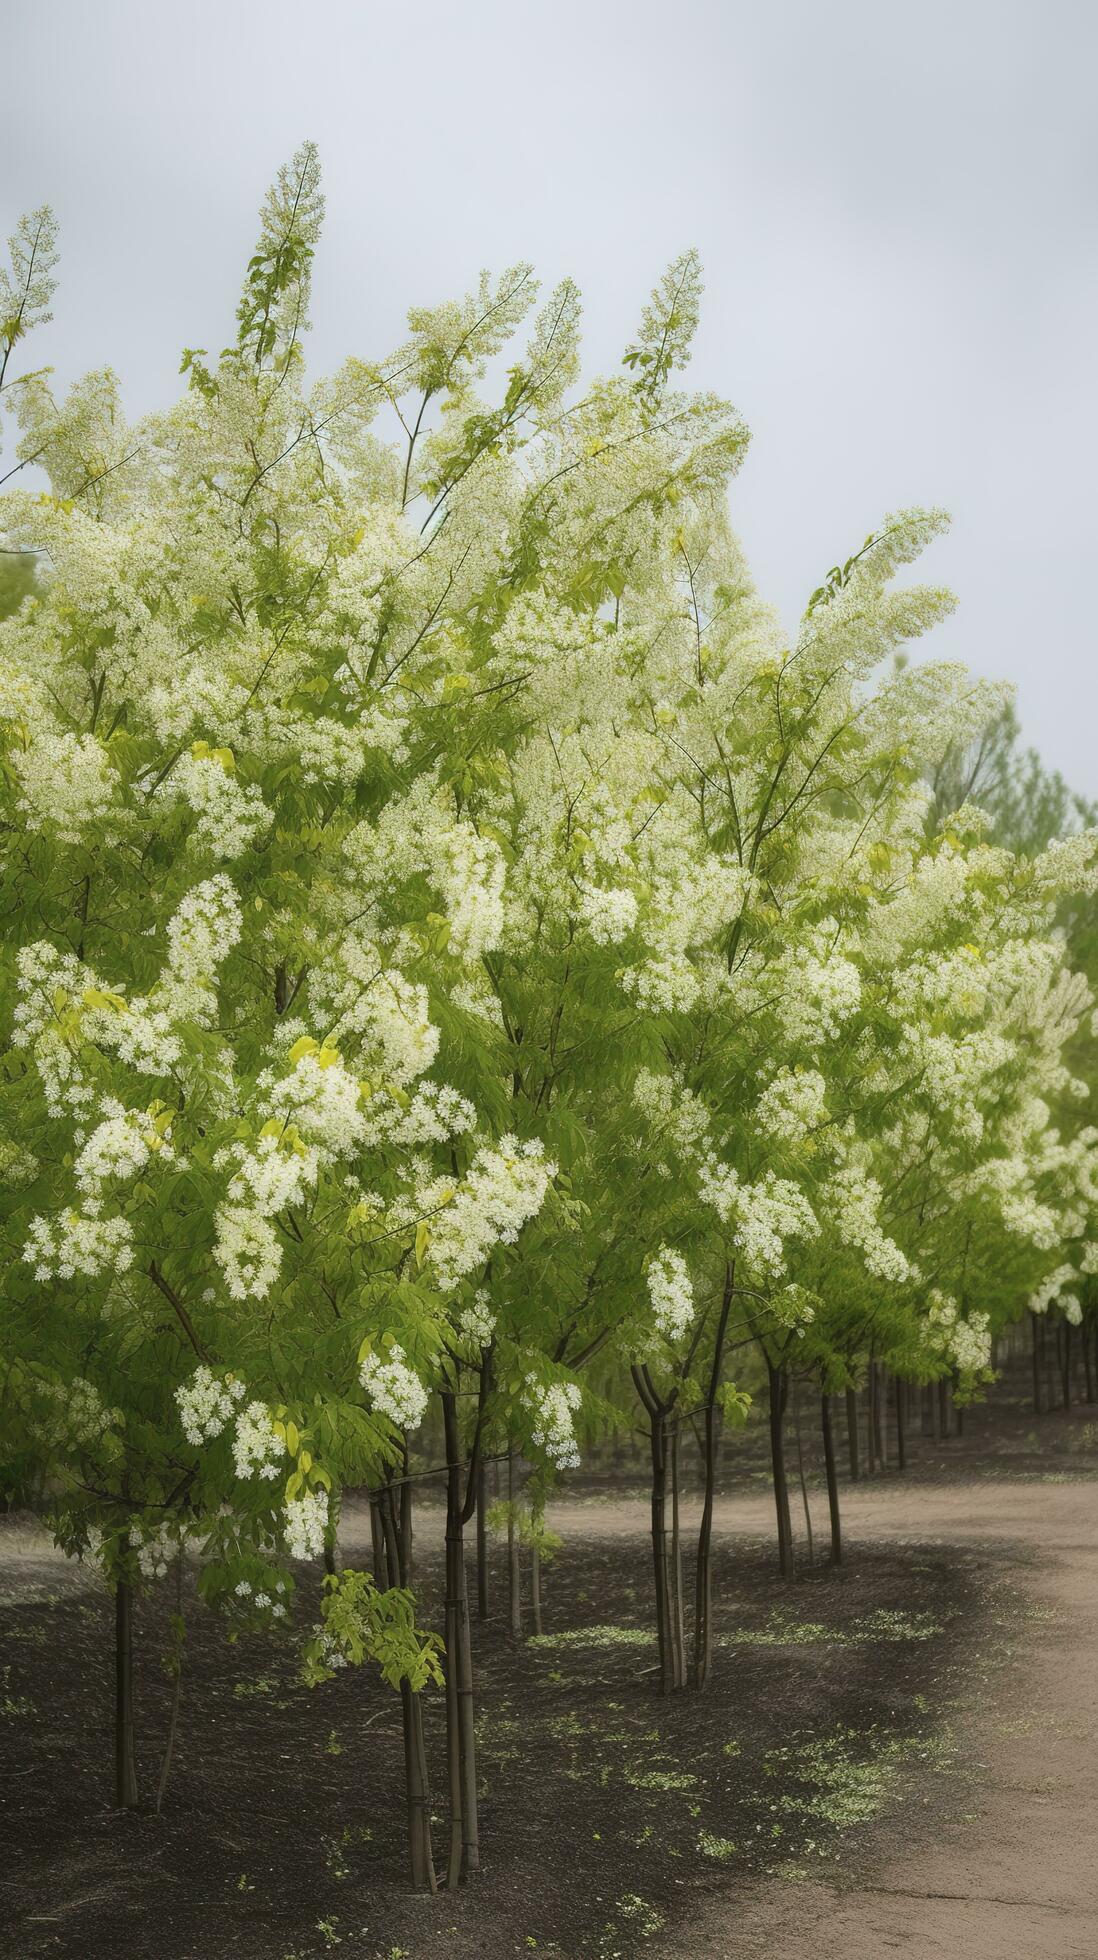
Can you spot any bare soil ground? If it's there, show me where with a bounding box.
[652,1455,1098,1959]
[1,1379,1095,1959]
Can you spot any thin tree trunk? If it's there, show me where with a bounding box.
[399,1679,436,1892]
[692,1264,733,1690]
[155,1552,184,1816]
[475,1455,489,1620]
[1085,1319,1096,1404]
[115,1579,139,1809]
[669,1425,686,1688]
[530,1541,542,1636]
[507,1446,522,1640]
[369,1491,388,1586]
[441,1390,476,1887]
[937,1378,949,1439]
[455,1542,479,1878]
[895,1374,907,1472]
[821,1394,842,1566]
[768,1360,795,1580]
[792,1379,814,1565]
[1061,1320,1072,1410]
[634,1368,676,1694]
[381,1472,436,1893]
[323,1486,342,1578]
[845,1386,860,1481]
[1043,1314,1056,1410]
[876,1365,888,1471]
[650,1406,674,1690]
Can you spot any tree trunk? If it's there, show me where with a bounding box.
[1043,1314,1056,1410]
[845,1386,860,1480]
[399,1679,436,1892]
[378,1480,438,1893]
[875,1365,887,1471]
[768,1360,795,1579]
[475,1455,489,1621]
[669,1425,686,1688]
[531,1541,542,1636]
[650,1407,674,1690]
[455,1544,478,1879]
[323,1486,342,1578]
[507,1447,522,1640]
[155,1553,184,1816]
[1061,1319,1072,1410]
[792,1379,814,1565]
[821,1393,842,1566]
[115,1579,139,1809]
[636,1378,676,1695]
[441,1390,479,1887]
[895,1374,907,1472]
[937,1378,950,1439]
[692,1266,733,1690]
[369,1491,388,1586]
[1084,1319,1096,1404]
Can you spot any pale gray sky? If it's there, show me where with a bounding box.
[4,0,1096,788]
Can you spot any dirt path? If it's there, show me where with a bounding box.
[560,1475,1098,1960]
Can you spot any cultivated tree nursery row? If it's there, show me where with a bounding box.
[2,145,1097,1897]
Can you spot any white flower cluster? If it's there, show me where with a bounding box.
[824,1166,911,1284]
[232,1401,284,1480]
[284,1488,329,1561]
[621,951,699,1014]
[697,1159,819,1277]
[440,823,506,962]
[458,1288,497,1348]
[213,1204,283,1301]
[13,941,185,1119]
[1028,1263,1077,1315]
[924,1290,992,1377]
[523,1374,582,1470]
[176,1365,246,1446]
[632,1067,712,1159]
[578,882,639,945]
[427,1136,556,1290]
[223,1132,317,1217]
[170,753,268,860]
[74,1105,167,1195]
[233,1575,289,1618]
[0,1135,39,1187]
[776,935,862,1046]
[264,1050,365,1160]
[128,1520,188,1581]
[755,1068,827,1145]
[13,729,119,843]
[22,1205,135,1282]
[395,1081,477,1146]
[34,1375,120,1450]
[646,1246,695,1342]
[312,940,440,1085]
[162,873,242,998]
[359,1345,429,1431]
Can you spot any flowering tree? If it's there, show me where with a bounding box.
[0,152,563,1857]
[4,141,1098,1905]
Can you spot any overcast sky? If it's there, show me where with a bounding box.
[4,0,1096,790]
